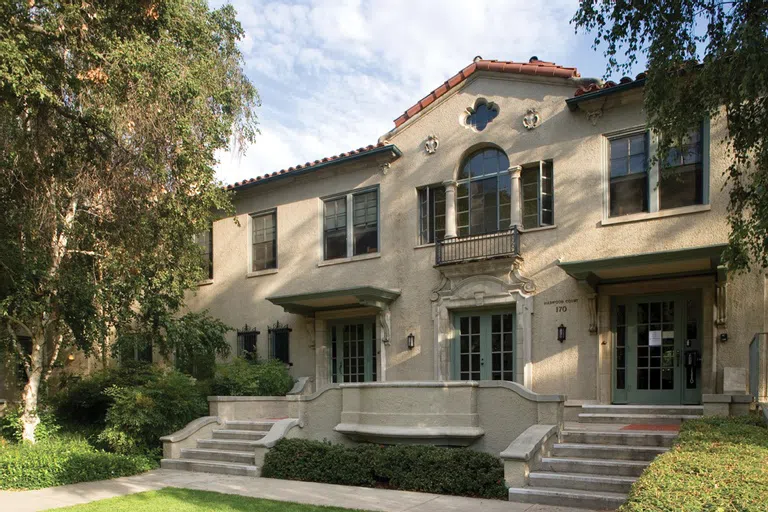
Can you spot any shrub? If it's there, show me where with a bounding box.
[98,370,207,457]
[52,361,163,427]
[0,434,155,490]
[210,358,294,396]
[621,415,768,512]
[262,439,508,499]
[0,405,61,443]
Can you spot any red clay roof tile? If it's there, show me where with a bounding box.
[393,57,580,128]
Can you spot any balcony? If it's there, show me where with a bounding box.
[435,227,520,266]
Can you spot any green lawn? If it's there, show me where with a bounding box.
[621,415,768,512]
[50,488,368,512]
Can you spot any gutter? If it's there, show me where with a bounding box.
[566,78,646,111]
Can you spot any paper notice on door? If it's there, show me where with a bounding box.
[662,331,675,339]
[649,330,662,346]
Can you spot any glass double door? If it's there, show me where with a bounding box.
[613,294,702,405]
[329,319,377,383]
[452,310,515,381]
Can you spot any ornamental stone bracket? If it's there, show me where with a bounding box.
[430,257,535,388]
[585,108,603,126]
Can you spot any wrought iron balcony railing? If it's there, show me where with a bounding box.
[435,227,520,266]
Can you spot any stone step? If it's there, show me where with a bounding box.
[212,429,268,441]
[578,413,700,425]
[561,430,677,448]
[223,420,276,432]
[508,486,627,510]
[180,448,256,465]
[552,442,668,461]
[160,458,259,477]
[197,438,262,451]
[540,456,649,477]
[528,471,636,494]
[581,404,703,416]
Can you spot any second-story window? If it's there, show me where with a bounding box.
[324,188,379,260]
[194,227,213,279]
[251,210,277,271]
[660,126,704,210]
[418,185,446,245]
[521,161,554,229]
[609,133,648,217]
[456,148,511,236]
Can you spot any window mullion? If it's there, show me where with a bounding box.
[346,193,354,258]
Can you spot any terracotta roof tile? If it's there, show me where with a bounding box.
[393,56,580,128]
[573,72,646,97]
[225,142,394,191]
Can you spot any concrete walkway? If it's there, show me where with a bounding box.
[0,469,604,512]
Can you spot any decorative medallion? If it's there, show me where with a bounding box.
[424,134,439,154]
[522,108,541,130]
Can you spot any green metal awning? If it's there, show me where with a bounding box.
[267,286,401,316]
[557,244,727,288]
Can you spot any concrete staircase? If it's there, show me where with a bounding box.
[508,405,693,510]
[161,420,277,476]
[578,404,703,424]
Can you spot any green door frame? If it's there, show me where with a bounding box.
[451,309,516,381]
[327,318,377,383]
[612,292,702,405]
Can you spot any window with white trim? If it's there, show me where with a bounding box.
[456,148,511,236]
[323,188,379,260]
[659,125,704,210]
[251,210,276,271]
[521,160,554,229]
[609,132,649,217]
[194,228,213,279]
[418,185,446,245]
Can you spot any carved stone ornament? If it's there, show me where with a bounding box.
[522,108,541,130]
[424,134,439,154]
[585,108,603,126]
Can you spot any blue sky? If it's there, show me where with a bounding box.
[210,0,647,186]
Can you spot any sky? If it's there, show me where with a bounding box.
[210,0,647,186]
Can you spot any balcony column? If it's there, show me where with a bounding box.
[443,180,458,239]
[509,165,523,229]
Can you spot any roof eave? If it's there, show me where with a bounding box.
[566,78,646,111]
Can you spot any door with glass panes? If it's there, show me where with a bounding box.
[328,319,377,383]
[452,310,515,381]
[613,294,702,405]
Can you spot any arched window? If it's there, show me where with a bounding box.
[456,148,511,236]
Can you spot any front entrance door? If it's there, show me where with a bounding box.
[452,310,515,381]
[329,319,377,383]
[613,294,702,405]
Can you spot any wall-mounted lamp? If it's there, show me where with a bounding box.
[557,324,567,343]
[67,354,75,362]
[407,333,415,350]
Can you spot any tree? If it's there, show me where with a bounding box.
[573,0,768,271]
[0,0,257,442]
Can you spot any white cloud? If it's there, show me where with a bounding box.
[210,0,590,185]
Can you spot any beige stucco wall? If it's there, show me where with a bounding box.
[185,72,766,402]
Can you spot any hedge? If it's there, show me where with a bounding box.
[0,435,156,490]
[621,415,768,512]
[210,358,294,397]
[261,439,508,499]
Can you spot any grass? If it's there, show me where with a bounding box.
[49,488,368,511]
[621,415,768,512]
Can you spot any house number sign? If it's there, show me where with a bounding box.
[544,298,579,313]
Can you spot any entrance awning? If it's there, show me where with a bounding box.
[266,286,401,316]
[557,244,727,289]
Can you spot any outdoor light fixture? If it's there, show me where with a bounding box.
[407,333,415,350]
[557,324,567,343]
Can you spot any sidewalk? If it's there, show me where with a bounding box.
[0,469,602,512]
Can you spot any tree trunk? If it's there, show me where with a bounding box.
[20,334,45,443]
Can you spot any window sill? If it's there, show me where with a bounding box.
[519,225,557,233]
[601,204,711,226]
[318,252,381,267]
[197,279,214,287]
[414,243,436,250]
[246,268,279,278]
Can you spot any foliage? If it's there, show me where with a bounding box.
[210,358,294,397]
[41,488,370,512]
[52,361,163,428]
[621,416,768,511]
[262,439,508,499]
[0,405,60,443]
[573,1,768,271]
[97,370,207,457]
[0,0,257,441]
[0,434,155,490]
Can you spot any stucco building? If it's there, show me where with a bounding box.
[184,56,766,410]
